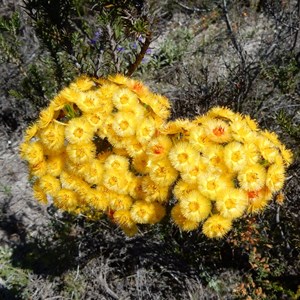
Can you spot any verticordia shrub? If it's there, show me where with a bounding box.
[20,75,293,238]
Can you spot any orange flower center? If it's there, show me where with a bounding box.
[247,190,259,199]
[213,126,225,136]
[153,145,164,154]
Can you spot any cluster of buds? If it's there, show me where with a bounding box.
[20,75,293,238]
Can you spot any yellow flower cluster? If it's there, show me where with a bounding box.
[20,75,293,238]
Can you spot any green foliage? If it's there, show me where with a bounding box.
[0,246,30,298]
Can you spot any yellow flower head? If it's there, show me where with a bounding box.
[85,111,105,130]
[171,204,200,231]
[121,224,139,237]
[203,118,232,143]
[142,176,169,203]
[168,141,199,172]
[130,200,158,224]
[80,159,104,185]
[113,210,136,228]
[33,182,48,204]
[46,154,65,177]
[179,190,211,222]
[128,176,146,200]
[247,187,273,214]
[255,135,280,164]
[39,121,65,152]
[84,188,108,211]
[21,141,44,165]
[132,153,150,174]
[146,135,173,161]
[279,145,293,166]
[180,157,203,184]
[188,125,215,153]
[39,174,61,197]
[238,163,266,191]
[66,142,96,164]
[30,159,47,178]
[112,88,139,111]
[136,116,156,144]
[230,115,255,143]
[202,214,232,238]
[38,106,55,128]
[266,162,285,193]
[201,144,226,172]
[65,117,94,144]
[148,158,178,187]
[104,154,129,172]
[161,119,194,137]
[54,188,79,212]
[198,172,233,200]
[140,94,170,119]
[71,75,95,92]
[103,170,132,195]
[109,194,133,211]
[74,90,102,113]
[207,106,235,121]
[244,143,260,165]
[216,188,248,219]
[24,122,38,142]
[224,141,247,172]
[173,179,198,201]
[125,137,146,158]
[112,111,137,137]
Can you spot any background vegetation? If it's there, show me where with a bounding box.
[0,0,299,299]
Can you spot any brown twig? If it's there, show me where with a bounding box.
[126,31,152,77]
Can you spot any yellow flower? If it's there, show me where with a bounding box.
[230,115,255,143]
[60,87,83,104]
[85,111,105,130]
[136,117,156,144]
[83,188,108,211]
[128,176,146,200]
[39,121,65,152]
[66,142,96,164]
[244,115,258,131]
[130,201,165,224]
[180,157,207,184]
[80,159,104,185]
[146,135,173,161]
[224,141,247,172]
[207,106,235,121]
[113,210,136,228]
[30,159,47,178]
[148,158,178,187]
[139,94,171,119]
[103,170,132,195]
[238,163,266,191]
[75,90,101,113]
[173,179,198,201]
[112,88,139,111]
[161,119,194,136]
[109,194,133,211]
[112,111,137,137]
[201,144,226,173]
[71,75,95,92]
[104,154,129,172]
[216,188,248,219]
[51,94,69,111]
[108,73,130,85]
[142,176,169,203]
[188,125,215,153]
[125,137,146,158]
[168,141,199,172]
[24,123,38,142]
[33,182,48,204]
[54,188,79,212]
[132,153,150,174]
[255,135,280,164]
[121,224,138,237]
[65,117,94,144]
[247,187,273,214]
[202,215,232,238]
[171,204,200,231]
[203,118,232,143]
[38,106,55,128]
[266,162,285,193]
[198,172,233,200]
[278,145,293,166]
[244,143,260,165]
[179,190,211,222]
[39,174,61,197]
[46,154,65,177]
[21,141,44,165]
